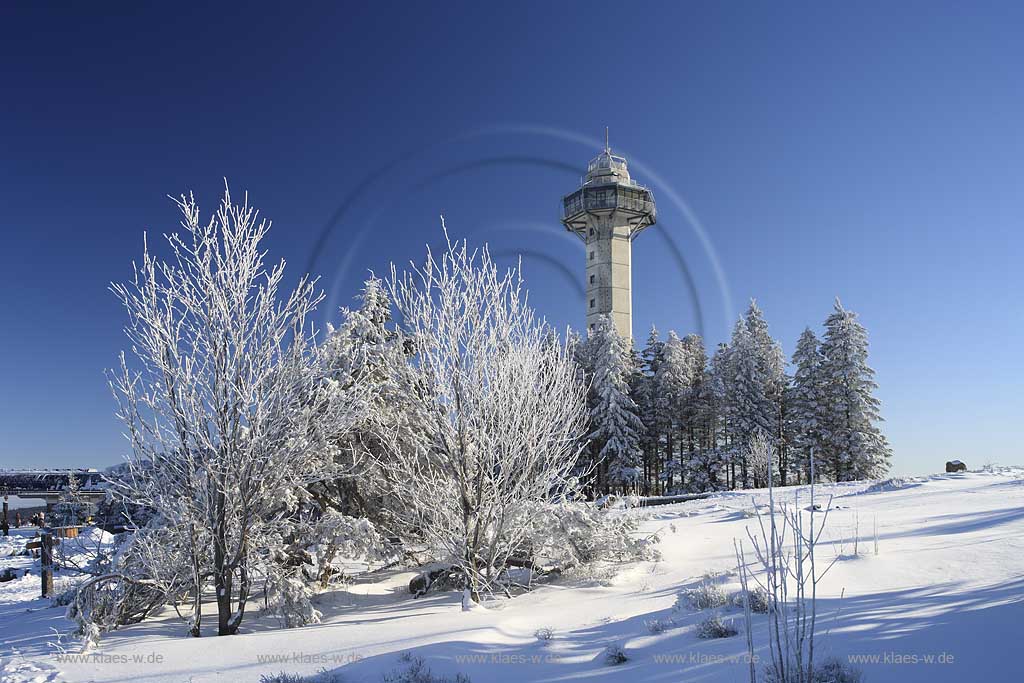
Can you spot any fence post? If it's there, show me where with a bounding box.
[40,531,54,598]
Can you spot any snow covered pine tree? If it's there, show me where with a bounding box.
[818,298,892,480]
[587,315,645,495]
[788,327,826,483]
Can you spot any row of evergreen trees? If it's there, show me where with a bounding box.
[319,277,890,498]
[577,299,892,496]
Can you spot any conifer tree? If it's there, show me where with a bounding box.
[818,299,892,480]
[709,342,737,488]
[315,276,428,521]
[680,334,708,466]
[788,327,825,482]
[633,325,663,493]
[588,315,645,493]
[745,301,787,479]
[653,331,694,491]
[726,301,786,487]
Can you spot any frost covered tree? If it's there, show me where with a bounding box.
[743,301,787,481]
[107,185,366,636]
[726,302,786,487]
[746,430,773,488]
[651,331,696,490]
[707,342,739,488]
[631,328,724,494]
[679,334,709,478]
[381,230,587,603]
[725,322,762,486]
[568,327,597,485]
[818,299,891,481]
[788,327,826,483]
[681,338,729,493]
[640,324,664,374]
[312,276,428,527]
[53,471,87,528]
[633,326,663,493]
[588,315,645,492]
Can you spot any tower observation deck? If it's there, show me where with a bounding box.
[561,138,656,340]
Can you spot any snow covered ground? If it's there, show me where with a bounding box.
[2,467,1022,683]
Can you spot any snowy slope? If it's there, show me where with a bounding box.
[2,468,1022,683]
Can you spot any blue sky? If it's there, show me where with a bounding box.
[1,1,1021,478]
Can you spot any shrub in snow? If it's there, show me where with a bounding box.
[596,494,643,510]
[534,627,554,642]
[260,674,305,683]
[732,586,771,613]
[701,569,730,582]
[523,499,661,572]
[382,653,470,683]
[308,512,390,589]
[696,614,737,639]
[65,519,201,646]
[567,561,618,586]
[762,657,863,683]
[246,513,370,629]
[678,581,729,610]
[256,507,394,628]
[645,617,675,634]
[51,584,80,608]
[263,574,321,629]
[601,643,629,665]
[67,572,167,649]
[812,657,863,683]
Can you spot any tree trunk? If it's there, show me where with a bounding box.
[213,489,239,636]
[665,430,674,492]
[189,525,203,637]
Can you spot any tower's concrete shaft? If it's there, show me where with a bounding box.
[561,145,656,340]
[584,213,634,336]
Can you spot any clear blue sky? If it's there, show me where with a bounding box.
[1,2,1021,477]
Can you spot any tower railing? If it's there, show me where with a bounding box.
[562,187,656,220]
